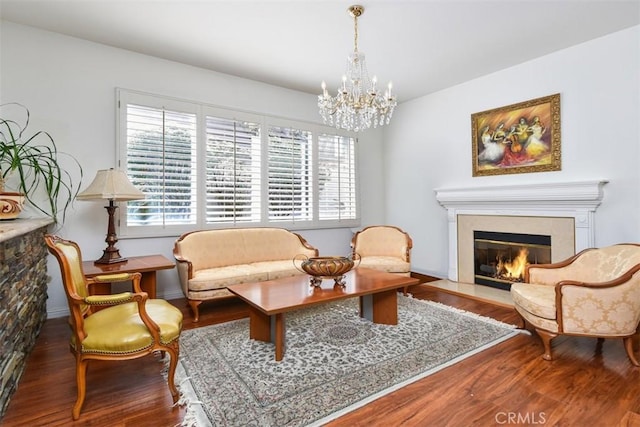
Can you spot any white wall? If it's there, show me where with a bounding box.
[0,21,386,318]
[384,26,640,278]
[4,20,637,317]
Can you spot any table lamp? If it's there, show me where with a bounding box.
[77,168,145,265]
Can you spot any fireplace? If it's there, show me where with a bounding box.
[473,231,551,290]
[435,180,607,286]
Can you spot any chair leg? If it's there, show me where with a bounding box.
[535,329,557,361]
[624,337,640,367]
[165,343,180,403]
[73,358,89,420]
[514,310,527,330]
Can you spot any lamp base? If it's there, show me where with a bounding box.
[93,201,128,265]
[94,250,128,265]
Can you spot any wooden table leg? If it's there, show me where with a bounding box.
[248,308,286,361]
[248,306,271,342]
[90,282,111,295]
[360,289,398,325]
[273,313,285,361]
[140,271,157,299]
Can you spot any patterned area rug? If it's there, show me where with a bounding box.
[175,295,518,426]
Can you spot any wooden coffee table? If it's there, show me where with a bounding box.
[227,267,420,361]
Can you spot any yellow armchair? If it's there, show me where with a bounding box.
[511,244,640,366]
[44,235,183,420]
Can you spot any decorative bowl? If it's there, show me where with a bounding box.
[293,254,360,287]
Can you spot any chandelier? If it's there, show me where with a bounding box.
[318,5,397,132]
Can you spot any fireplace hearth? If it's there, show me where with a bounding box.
[474,231,551,290]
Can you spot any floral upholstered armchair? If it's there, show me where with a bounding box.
[351,225,413,294]
[510,244,640,366]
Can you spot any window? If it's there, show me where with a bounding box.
[267,126,313,222]
[205,116,262,224]
[117,90,359,237]
[125,102,198,228]
[318,134,357,221]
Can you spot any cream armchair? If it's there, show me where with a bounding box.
[511,244,640,366]
[351,225,413,293]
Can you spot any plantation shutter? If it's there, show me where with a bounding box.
[117,89,359,236]
[318,134,357,220]
[205,116,262,223]
[267,126,313,222]
[125,104,197,226]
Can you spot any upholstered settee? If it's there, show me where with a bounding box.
[173,227,318,321]
[511,244,640,365]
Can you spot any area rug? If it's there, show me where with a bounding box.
[174,295,519,426]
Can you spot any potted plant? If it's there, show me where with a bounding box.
[0,103,82,224]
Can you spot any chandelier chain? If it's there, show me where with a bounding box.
[353,10,359,52]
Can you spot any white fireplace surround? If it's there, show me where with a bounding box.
[435,180,608,282]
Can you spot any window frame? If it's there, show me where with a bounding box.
[116,89,360,238]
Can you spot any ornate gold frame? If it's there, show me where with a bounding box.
[471,93,561,176]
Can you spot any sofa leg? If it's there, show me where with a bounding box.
[188,300,202,322]
[624,336,640,367]
[536,329,557,361]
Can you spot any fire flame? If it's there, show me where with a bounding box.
[496,248,529,281]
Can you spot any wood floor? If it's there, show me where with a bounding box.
[3,283,640,427]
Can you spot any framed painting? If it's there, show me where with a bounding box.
[471,93,561,176]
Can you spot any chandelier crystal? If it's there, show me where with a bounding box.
[318,5,397,132]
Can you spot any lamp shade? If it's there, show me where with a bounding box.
[77,168,144,202]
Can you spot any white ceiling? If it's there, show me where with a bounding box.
[1,1,639,102]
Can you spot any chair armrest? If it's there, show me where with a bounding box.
[173,256,193,295]
[87,272,138,284]
[84,292,134,306]
[86,272,144,294]
[526,263,576,285]
[554,266,640,334]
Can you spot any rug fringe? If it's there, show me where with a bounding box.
[163,357,210,427]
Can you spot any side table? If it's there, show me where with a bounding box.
[82,254,175,299]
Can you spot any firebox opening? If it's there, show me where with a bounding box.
[474,231,551,291]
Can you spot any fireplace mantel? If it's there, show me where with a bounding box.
[435,180,608,282]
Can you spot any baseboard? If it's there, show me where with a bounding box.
[46,306,70,319]
[410,271,442,283]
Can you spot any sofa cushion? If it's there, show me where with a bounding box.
[510,282,556,320]
[358,256,410,273]
[188,264,268,291]
[514,304,559,333]
[250,260,303,280]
